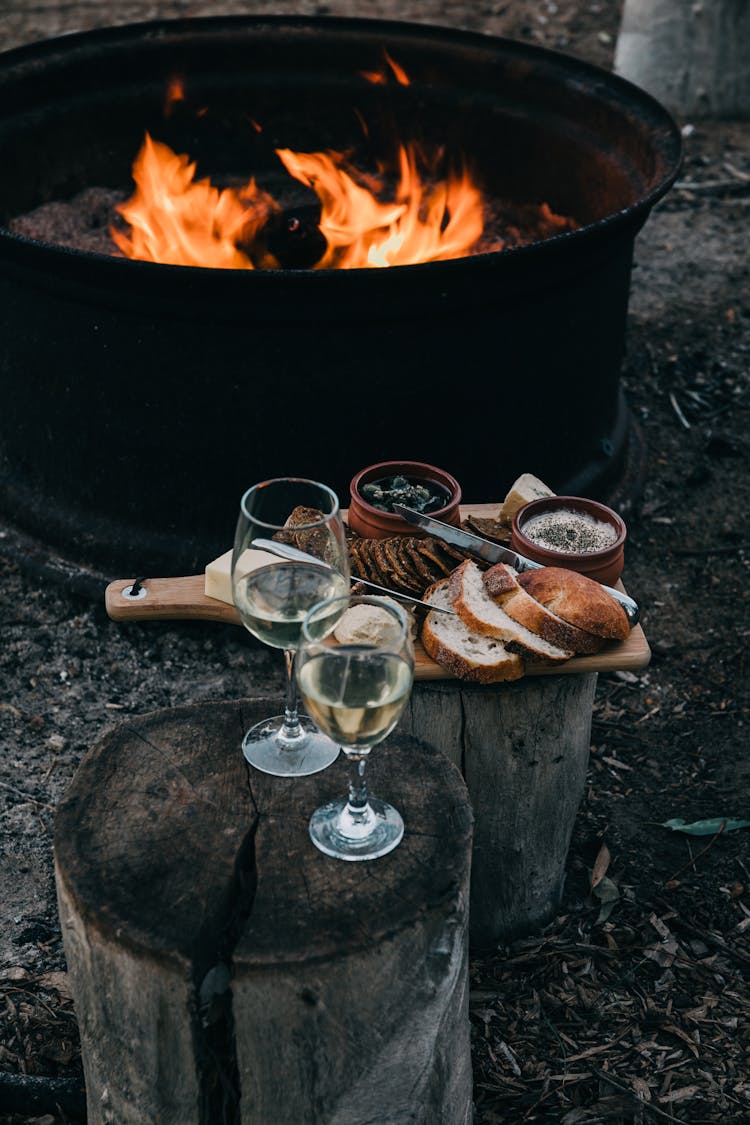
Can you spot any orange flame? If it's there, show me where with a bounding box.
[112,54,490,270]
[384,51,410,86]
[112,134,276,268]
[360,50,411,86]
[113,133,485,269]
[277,145,483,268]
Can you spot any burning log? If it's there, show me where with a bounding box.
[249,205,328,270]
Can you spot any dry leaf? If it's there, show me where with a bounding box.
[632,1076,652,1102]
[561,1109,595,1124]
[591,842,611,889]
[592,874,620,924]
[37,970,73,1001]
[661,1023,700,1057]
[0,966,29,982]
[659,1084,700,1103]
[644,939,679,968]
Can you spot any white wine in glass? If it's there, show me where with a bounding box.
[297,595,414,860]
[232,478,350,777]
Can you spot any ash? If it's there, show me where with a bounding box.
[8,184,576,262]
[9,187,128,256]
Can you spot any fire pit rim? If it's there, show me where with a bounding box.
[0,13,682,285]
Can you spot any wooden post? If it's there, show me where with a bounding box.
[54,699,473,1125]
[403,673,597,946]
[615,0,750,118]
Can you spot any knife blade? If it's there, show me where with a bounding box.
[392,506,539,569]
[252,538,456,615]
[393,505,640,627]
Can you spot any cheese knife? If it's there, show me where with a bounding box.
[392,505,640,627]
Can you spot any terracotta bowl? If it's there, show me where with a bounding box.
[511,495,627,585]
[348,461,462,540]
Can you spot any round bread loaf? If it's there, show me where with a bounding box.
[518,567,630,640]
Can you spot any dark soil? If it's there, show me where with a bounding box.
[1,2,749,1123]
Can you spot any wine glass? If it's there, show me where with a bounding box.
[296,595,414,860]
[232,478,350,777]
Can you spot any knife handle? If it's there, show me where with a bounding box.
[602,587,639,627]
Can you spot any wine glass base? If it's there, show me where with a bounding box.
[309,798,404,861]
[242,715,339,777]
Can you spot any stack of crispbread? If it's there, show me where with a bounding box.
[348,535,471,596]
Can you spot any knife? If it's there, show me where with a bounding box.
[252,538,457,615]
[392,506,640,627]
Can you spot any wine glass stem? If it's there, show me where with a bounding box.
[346,754,369,816]
[279,648,303,743]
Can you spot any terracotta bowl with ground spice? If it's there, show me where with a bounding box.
[511,496,627,586]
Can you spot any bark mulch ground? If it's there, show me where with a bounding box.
[1,2,749,1123]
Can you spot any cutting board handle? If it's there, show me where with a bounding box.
[105,577,240,624]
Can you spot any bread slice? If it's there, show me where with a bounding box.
[421,579,525,684]
[518,567,630,640]
[448,560,572,664]
[483,564,605,655]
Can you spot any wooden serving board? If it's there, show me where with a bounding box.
[104,571,649,678]
[105,501,650,678]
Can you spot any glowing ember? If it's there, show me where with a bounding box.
[360,51,411,86]
[164,75,186,115]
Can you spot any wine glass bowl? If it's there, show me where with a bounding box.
[297,595,414,860]
[232,478,350,777]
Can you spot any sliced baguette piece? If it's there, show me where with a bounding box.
[421,579,525,684]
[518,567,630,640]
[448,560,572,664]
[483,563,605,655]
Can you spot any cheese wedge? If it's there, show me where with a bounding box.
[204,548,282,605]
[499,473,554,524]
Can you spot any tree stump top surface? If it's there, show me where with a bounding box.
[54,699,473,972]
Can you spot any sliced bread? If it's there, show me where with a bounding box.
[421,579,525,684]
[448,560,572,664]
[483,563,605,655]
[518,567,630,640]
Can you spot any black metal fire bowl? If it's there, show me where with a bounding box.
[0,16,681,578]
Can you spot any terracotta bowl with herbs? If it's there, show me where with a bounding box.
[511,495,627,585]
[348,460,462,539]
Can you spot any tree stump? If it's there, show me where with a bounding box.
[615,0,750,118]
[403,674,598,946]
[54,699,473,1125]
